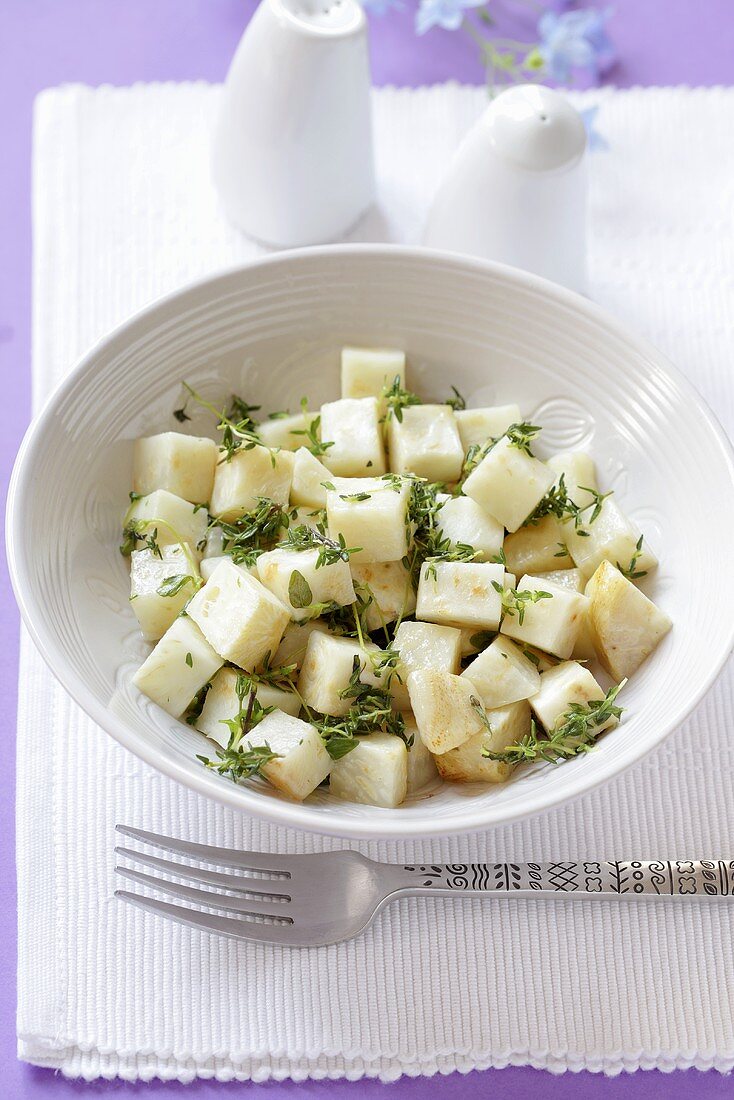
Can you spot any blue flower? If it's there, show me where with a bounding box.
[415,0,485,35]
[362,0,402,14]
[537,8,616,83]
[579,104,608,151]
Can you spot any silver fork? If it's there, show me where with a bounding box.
[115,826,734,948]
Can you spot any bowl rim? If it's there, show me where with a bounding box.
[7,243,734,838]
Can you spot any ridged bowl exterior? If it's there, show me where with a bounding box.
[7,246,734,838]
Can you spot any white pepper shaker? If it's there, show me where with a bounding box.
[423,85,588,294]
[212,0,375,248]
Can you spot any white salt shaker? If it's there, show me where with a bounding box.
[423,85,588,294]
[212,0,375,247]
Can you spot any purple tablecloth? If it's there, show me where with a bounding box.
[2,1,733,1096]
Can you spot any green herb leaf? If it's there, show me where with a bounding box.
[380,375,421,423]
[617,535,648,580]
[288,569,314,609]
[157,573,195,598]
[197,673,280,783]
[211,497,291,566]
[291,413,334,457]
[185,652,193,667]
[284,524,362,568]
[492,581,553,626]
[505,421,542,457]
[315,655,406,757]
[446,386,466,411]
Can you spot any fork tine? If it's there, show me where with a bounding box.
[114,847,292,898]
[115,825,293,876]
[116,890,299,945]
[116,867,293,919]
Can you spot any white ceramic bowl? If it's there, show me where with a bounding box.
[8,246,734,838]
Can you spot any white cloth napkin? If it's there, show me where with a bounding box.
[19,83,734,1082]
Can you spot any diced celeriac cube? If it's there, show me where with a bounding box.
[242,710,332,801]
[127,490,208,556]
[537,567,594,660]
[460,635,541,710]
[129,544,201,642]
[256,547,356,621]
[563,497,658,581]
[201,555,233,582]
[256,409,318,450]
[272,620,330,670]
[402,714,438,793]
[500,574,587,659]
[326,477,410,563]
[210,445,294,521]
[463,435,555,533]
[537,567,583,592]
[407,669,485,754]
[503,515,574,574]
[435,494,504,561]
[454,404,522,451]
[341,347,406,414]
[546,451,598,506]
[350,560,416,632]
[585,561,672,679]
[329,732,407,808]
[434,700,531,784]
[320,397,386,476]
[289,447,333,508]
[415,561,504,631]
[186,559,290,670]
[197,667,301,746]
[387,404,464,483]
[133,432,218,504]
[391,620,463,711]
[530,661,617,734]
[132,615,223,718]
[298,632,389,716]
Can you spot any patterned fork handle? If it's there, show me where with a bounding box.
[398,861,734,897]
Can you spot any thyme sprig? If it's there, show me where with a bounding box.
[174,382,264,463]
[523,474,576,527]
[617,535,648,580]
[314,656,406,759]
[446,386,466,411]
[121,520,162,558]
[454,441,492,491]
[291,403,334,458]
[492,580,553,625]
[481,681,626,765]
[283,523,362,567]
[212,497,292,566]
[319,583,375,642]
[197,672,280,782]
[380,375,421,423]
[505,422,543,456]
[524,476,614,536]
[156,573,199,598]
[403,479,479,587]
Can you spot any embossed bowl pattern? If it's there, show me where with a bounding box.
[7,247,734,838]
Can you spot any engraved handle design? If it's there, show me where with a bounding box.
[399,861,734,897]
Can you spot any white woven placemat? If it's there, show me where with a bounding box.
[18,83,734,1081]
